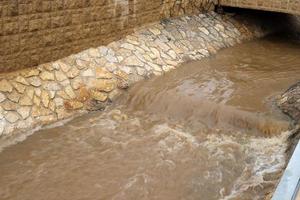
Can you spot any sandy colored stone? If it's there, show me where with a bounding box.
[149,27,161,35]
[35,88,41,96]
[66,67,80,78]
[0,116,5,135]
[17,107,31,119]
[142,53,152,62]
[40,71,55,81]
[150,47,160,58]
[215,24,225,32]
[121,43,136,50]
[2,101,18,111]
[26,88,35,99]
[60,62,72,73]
[71,78,83,90]
[127,38,140,46]
[41,90,50,108]
[33,95,41,106]
[43,63,54,71]
[43,82,61,91]
[105,62,117,72]
[82,69,95,77]
[56,108,70,120]
[136,67,146,76]
[105,54,118,63]
[32,106,52,117]
[95,67,113,79]
[57,90,71,100]
[199,27,210,35]
[5,112,19,123]
[167,50,177,59]
[114,70,129,89]
[91,79,116,92]
[38,115,57,124]
[7,91,20,103]
[88,48,100,57]
[65,86,76,99]
[90,89,108,102]
[60,79,71,87]
[49,101,56,112]
[165,59,178,66]
[162,65,175,72]
[49,91,56,99]
[28,77,42,87]
[149,62,162,72]
[116,78,129,89]
[0,92,6,103]
[76,86,90,102]
[19,96,33,106]
[13,82,28,93]
[64,100,84,110]
[123,56,144,67]
[21,69,40,77]
[16,117,33,129]
[52,62,60,70]
[15,76,29,85]
[55,71,68,82]
[0,79,13,92]
[118,66,131,74]
[114,70,129,80]
[54,97,64,107]
[76,59,90,70]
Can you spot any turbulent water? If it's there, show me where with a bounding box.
[1,34,300,200]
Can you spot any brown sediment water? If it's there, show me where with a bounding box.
[0,34,300,200]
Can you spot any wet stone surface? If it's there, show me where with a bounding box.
[277,81,300,123]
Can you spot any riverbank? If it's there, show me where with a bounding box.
[0,11,274,146]
[277,81,300,158]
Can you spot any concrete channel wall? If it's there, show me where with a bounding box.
[0,0,215,72]
[221,0,300,15]
[0,11,269,146]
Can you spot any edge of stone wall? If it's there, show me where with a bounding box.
[0,11,269,149]
[277,82,300,160]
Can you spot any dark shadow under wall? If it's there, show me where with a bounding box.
[219,6,293,34]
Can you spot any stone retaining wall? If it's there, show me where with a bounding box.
[0,0,215,72]
[0,12,267,143]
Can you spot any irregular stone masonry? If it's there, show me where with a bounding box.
[221,0,300,15]
[0,12,267,140]
[0,0,216,72]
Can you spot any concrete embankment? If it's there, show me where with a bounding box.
[0,11,274,144]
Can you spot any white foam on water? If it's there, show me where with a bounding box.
[153,123,199,148]
[0,114,82,153]
[220,131,292,200]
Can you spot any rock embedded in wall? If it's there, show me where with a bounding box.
[277,81,300,123]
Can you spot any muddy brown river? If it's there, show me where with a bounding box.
[1,34,300,200]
